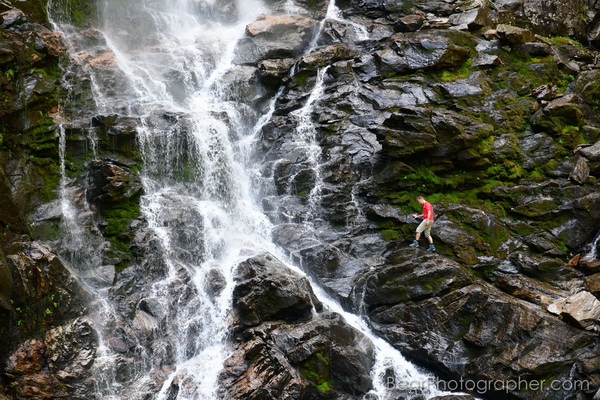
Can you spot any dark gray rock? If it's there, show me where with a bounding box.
[531,94,584,135]
[1,8,26,28]
[381,31,473,73]
[521,41,551,56]
[221,65,271,105]
[233,15,318,66]
[221,254,375,399]
[232,253,322,328]
[493,0,587,39]
[368,273,600,400]
[394,14,425,32]
[88,157,142,205]
[570,156,591,184]
[508,251,582,288]
[496,24,535,45]
[258,58,295,86]
[448,8,489,30]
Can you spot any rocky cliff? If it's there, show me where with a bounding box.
[1,0,600,399]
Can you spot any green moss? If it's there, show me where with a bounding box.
[101,197,141,273]
[437,63,472,82]
[293,70,314,87]
[316,381,332,391]
[420,276,446,291]
[403,167,442,186]
[558,125,585,149]
[299,352,332,392]
[103,199,140,238]
[546,36,581,46]
[50,0,98,27]
[486,160,524,180]
[474,135,495,155]
[380,229,400,241]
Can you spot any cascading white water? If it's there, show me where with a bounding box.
[583,231,600,261]
[50,0,450,398]
[50,0,274,398]
[95,1,281,398]
[57,121,126,399]
[290,67,330,222]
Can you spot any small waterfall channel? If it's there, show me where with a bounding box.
[49,0,447,398]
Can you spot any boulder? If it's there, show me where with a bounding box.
[88,157,142,205]
[521,41,551,57]
[221,65,270,105]
[589,19,600,50]
[221,312,375,399]
[298,44,359,71]
[448,8,488,30]
[585,273,600,297]
[359,253,474,306]
[233,15,318,66]
[577,69,600,106]
[471,51,500,68]
[531,94,584,136]
[493,0,587,39]
[0,8,26,28]
[232,253,322,329]
[496,24,535,45]
[492,268,568,303]
[548,290,600,331]
[258,58,295,86]
[394,14,425,32]
[579,141,600,162]
[376,31,473,74]
[508,251,581,286]
[335,0,390,18]
[569,156,590,184]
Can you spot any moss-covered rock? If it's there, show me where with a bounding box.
[2,0,49,24]
[46,0,99,27]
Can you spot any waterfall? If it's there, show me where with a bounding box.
[49,0,448,398]
[290,67,329,223]
[583,230,600,261]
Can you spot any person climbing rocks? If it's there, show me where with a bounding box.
[410,195,436,252]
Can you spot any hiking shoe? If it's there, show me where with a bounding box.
[427,244,436,252]
[409,240,419,247]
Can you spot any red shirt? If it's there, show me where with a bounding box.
[422,201,434,220]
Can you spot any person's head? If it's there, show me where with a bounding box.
[417,196,425,204]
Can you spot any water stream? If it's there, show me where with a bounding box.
[49,0,446,398]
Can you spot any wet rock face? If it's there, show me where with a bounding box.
[3,0,600,398]
[360,252,600,400]
[1,241,91,399]
[230,0,600,397]
[5,318,97,399]
[88,157,143,206]
[222,253,375,399]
